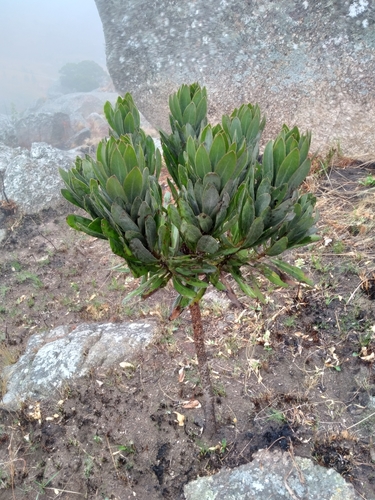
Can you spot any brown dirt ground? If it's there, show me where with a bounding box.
[0,160,375,499]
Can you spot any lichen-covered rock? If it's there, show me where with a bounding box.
[1,321,155,410]
[94,0,375,157]
[3,142,75,213]
[184,448,361,500]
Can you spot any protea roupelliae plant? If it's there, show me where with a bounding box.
[60,84,319,438]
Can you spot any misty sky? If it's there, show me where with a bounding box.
[0,0,107,114]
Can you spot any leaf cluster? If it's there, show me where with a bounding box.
[60,84,318,313]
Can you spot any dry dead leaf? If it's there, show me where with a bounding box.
[178,367,185,383]
[182,400,201,409]
[324,237,333,246]
[28,402,41,423]
[174,411,185,426]
[360,350,375,362]
[119,362,134,369]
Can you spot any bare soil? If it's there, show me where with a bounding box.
[0,161,375,499]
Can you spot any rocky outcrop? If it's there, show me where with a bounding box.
[15,112,73,149]
[1,321,155,410]
[2,142,75,213]
[95,0,375,157]
[184,448,361,500]
[12,91,121,149]
[0,115,17,147]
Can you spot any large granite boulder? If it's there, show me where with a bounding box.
[184,448,361,500]
[2,142,75,213]
[15,112,74,149]
[1,321,155,410]
[95,0,375,157]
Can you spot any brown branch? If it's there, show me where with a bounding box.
[189,301,217,438]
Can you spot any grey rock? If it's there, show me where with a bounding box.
[0,228,6,244]
[1,321,155,410]
[184,448,361,500]
[0,143,20,173]
[15,112,73,149]
[3,142,75,213]
[0,115,17,147]
[86,112,110,139]
[95,0,375,157]
[63,127,91,149]
[31,92,119,119]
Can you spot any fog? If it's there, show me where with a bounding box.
[0,0,106,114]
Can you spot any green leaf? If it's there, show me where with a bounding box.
[145,215,157,251]
[66,215,106,239]
[275,148,300,187]
[287,158,311,193]
[213,192,230,233]
[195,97,207,126]
[179,85,191,114]
[123,167,143,205]
[197,213,213,233]
[209,274,227,292]
[239,196,255,238]
[111,202,139,232]
[196,235,219,254]
[168,204,182,228]
[256,178,271,199]
[130,196,143,221]
[172,276,198,299]
[183,277,209,289]
[195,144,212,179]
[178,199,200,227]
[202,184,220,217]
[273,137,286,174]
[232,272,265,303]
[209,132,226,167]
[70,177,90,198]
[259,265,289,288]
[60,188,84,209]
[110,146,127,184]
[169,93,183,124]
[129,238,159,264]
[123,272,169,303]
[124,145,139,172]
[255,193,271,216]
[182,101,197,126]
[158,224,170,256]
[214,150,236,186]
[266,236,288,256]
[242,217,264,248]
[114,109,125,136]
[270,258,313,285]
[106,176,127,203]
[203,172,221,192]
[181,221,202,246]
[124,112,135,134]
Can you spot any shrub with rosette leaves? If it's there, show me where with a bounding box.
[60,84,319,437]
